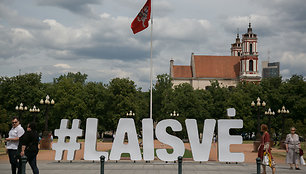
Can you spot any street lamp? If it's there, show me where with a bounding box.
[39,95,55,150]
[126,110,135,117]
[251,97,266,141]
[15,103,28,123]
[40,95,55,131]
[29,105,40,122]
[170,111,179,117]
[278,106,289,149]
[264,108,275,134]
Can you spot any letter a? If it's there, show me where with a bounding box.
[109,118,142,160]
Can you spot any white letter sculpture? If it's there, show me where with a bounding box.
[52,119,83,160]
[218,119,244,162]
[185,119,216,161]
[155,119,184,161]
[84,118,109,161]
[109,118,141,160]
[142,118,154,161]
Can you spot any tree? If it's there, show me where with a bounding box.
[51,72,88,130]
[153,74,174,122]
[105,78,138,132]
[279,75,306,136]
[54,72,88,85]
[83,82,108,133]
[206,81,230,120]
[0,105,9,134]
[0,73,43,127]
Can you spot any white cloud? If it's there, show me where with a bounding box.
[280,52,306,76]
[54,63,72,69]
[36,0,103,18]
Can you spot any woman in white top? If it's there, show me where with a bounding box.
[285,127,301,170]
[5,117,25,174]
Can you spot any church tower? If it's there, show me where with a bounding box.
[231,31,242,56]
[239,23,261,82]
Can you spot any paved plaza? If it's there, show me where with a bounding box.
[0,160,305,174]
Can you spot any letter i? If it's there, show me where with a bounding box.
[142,118,154,161]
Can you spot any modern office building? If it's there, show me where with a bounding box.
[262,61,280,78]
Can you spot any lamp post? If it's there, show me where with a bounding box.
[264,108,275,134]
[126,110,135,117]
[40,95,55,131]
[29,105,40,122]
[15,103,28,123]
[278,106,289,149]
[124,111,135,142]
[39,95,55,150]
[170,111,179,117]
[251,97,266,140]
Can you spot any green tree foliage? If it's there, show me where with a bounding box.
[106,78,138,132]
[83,82,108,132]
[0,72,304,140]
[0,105,9,133]
[0,73,43,126]
[153,74,173,122]
[51,72,88,130]
[206,81,230,119]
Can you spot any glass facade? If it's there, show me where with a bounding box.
[262,62,280,78]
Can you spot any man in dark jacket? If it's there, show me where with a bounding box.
[19,122,39,174]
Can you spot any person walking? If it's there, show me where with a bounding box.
[19,122,40,174]
[258,124,276,174]
[285,127,301,170]
[5,117,25,174]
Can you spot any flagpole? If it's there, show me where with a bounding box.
[149,1,153,120]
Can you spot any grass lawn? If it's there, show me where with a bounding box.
[243,141,254,144]
[0,139,6,155]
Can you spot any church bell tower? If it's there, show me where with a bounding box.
[231,30,242,56]
[239,23,261,82]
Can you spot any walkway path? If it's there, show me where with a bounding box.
[0,160,304,174]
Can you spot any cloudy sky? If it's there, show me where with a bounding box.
[0,0,305,90]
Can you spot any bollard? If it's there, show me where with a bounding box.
[256,157,261,174]
[178,156,183,174]
[100,155,105,174]
[20,155,27,174]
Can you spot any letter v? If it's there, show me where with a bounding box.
[185,119,216,161]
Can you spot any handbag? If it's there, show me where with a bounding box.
[300,148,304,156]
[300,156,305,166]
[262,152,270,166]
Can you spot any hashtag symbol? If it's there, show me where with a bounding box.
[52,119,83,160]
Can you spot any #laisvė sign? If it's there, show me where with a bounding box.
[52,116,244,162]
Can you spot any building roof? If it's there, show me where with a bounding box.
[173,66,192,78]
[172,55,240,79]
[194,55,240,79]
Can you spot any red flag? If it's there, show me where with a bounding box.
[131,0,151,34]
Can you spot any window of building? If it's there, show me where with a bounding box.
[249,60,253,71]
[249,43,253,54]
[205,86,212,90]
[238,52,240,56]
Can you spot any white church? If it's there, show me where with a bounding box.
[170,23,261,89]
